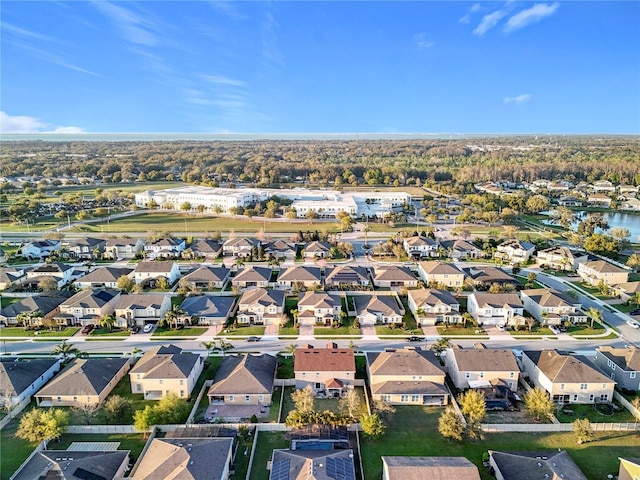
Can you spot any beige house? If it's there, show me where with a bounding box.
[520,288,587,325]
[231,265,272,288]
[129,345,204,400]
[440,239,483,260]
[223,237,259,258]
[416,261,465,288]
[466,293,524,326]
[35,358,130,407]
[103,238,144,259]
[115,293,171,328]
[536,246,589,271]
[354,293,404,326]
[372,265,418,288]
[403,236,439,258]
[618,458,640,480]
[407,288,462,326]
[382,457,481,480]
[612,282,640,302]
[446,346,520,390]
[180,266,230,290]
[578,260,629,286]
[522,350,615,404]
[133,261,181,286]
[276,265,323,289]
[236,288,285,325]
[324,265,370,288]
[73,266,134,289]
[495,239,536,264]
[294,343,355,396]
[297,291,342,327]
[367,347,448,406]
[56,289,121,326]
[207,354,277,406]
[302,240,332,258]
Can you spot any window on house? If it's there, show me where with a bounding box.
[600,394,608,402]
[179,379,184,385]
[631,372,637,379]
[180,390,184,397]
[259,395,264,403]
[245,395,250,402]
[580,383,587,390]
[400,395,408,402]
[229,395,234,402]
[560,384,565,390]
[573,394,578,401]
[465,372,470,378]
[411,395,420,402]
[159,380,163,384]
[510,372,514,378]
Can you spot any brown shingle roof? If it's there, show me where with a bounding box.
[597,347,640,371]
[367,348,444,377]
[382,456,481,480]
[524,350,614,384]
[418,261,463,276]
[450,348,519,372]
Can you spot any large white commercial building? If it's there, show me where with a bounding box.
[134,186,411,219]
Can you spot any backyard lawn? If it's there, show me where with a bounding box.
[359,406,640,480]
[554,401,637,423]
[248,431,289,480]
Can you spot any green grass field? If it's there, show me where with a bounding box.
[0,327,80,338]
[151,327,208,337]
[249,431,289,480]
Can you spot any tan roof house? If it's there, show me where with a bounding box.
[382,456,481,480]
[181,266,230,290]
[618,458,640,480]
[594,346,640,392]
[440,239,483,260]
[133,261,181,286]
[276,265,323,289]
[324,265,370,288]
[207,354,277,406]
[270,448,355,480]
[231,265,272,288]
[130,345,204,400]
[522,350,615,404]
[236,288,285,325]
[115,293,171,328]
[489,450,587,480]
[104,238,144,259]
[416,261,465,288]
[446,346,520,390]
[520,288,587,325]
[223,237,259,258]
[302,240,332,258]
[612,281,640,302]
[297,291,342,327]
[536,246,589,271]
[367,347,448,406]
[407,288,462,327]
[186,239,222,259]
[73,266,134,289]
[578,260,629,286]
[353,293,404,326]
[466,293,524,326]
[372,265,418,288]
[294,343,355,396]
[35,358,130,407]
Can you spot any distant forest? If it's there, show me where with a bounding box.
[2,136,639,190]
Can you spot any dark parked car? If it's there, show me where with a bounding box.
[81,324,94,335]
[629,309,640,316]
[130,326,140,334]
[406,336,423,342]
[246,336,260,342]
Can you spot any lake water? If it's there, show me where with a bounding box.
[544,211,640,241]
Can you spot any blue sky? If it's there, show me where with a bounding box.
[1,1,638,134]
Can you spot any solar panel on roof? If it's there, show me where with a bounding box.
[326,457,354,480]
[270,459,290,480]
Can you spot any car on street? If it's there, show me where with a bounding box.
[626,320,640,329]
[246,336,260,342]
[143,324,154,333]
[405,336,423,342]
[629,309,640,316]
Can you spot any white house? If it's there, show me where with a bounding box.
[467,292,524,326]
[21,240,60,260]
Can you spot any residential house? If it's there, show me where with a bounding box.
[594,347,640,392]
[372,265,418,288]
[467,293,524,326]
[232,265,272,288]
[115,293,171,328]
[324,265,370,288]
[612,282,640,302]
[463,266,520,290]
[178,295,236,326]
[297,291,342,327]
[578,260,629,286]
[65,237,106,259]
[133,261,181,286]
[621,197,640,211]
[12,450,130,480]
[223,237,259,258]
[407,288,462,327]
[521,288,587,325]
[618,458,640,480]
[446,346,520,390]
[618,185,639,195]
[587,193,613,207]
[416,261,465,288]
[276,265,323,290]
[56,289,121,326]
[263,239,297,260]
[236,288,285,325]
[489,450,588,480]
[207,354,277,406]
[403,235,439,259]
[440,239,483,260]
[382,457,481,480]
[130,345,204,399]
[537,246,589,271]
[0,266,25,290]
[593,180,616,192]
[0,294,69,326]
[270,448,356,480]
[20,240,60,259]
[24,262,75,289]
[187,239,222,259]
[133,438,233,480]
[181,266,230,290]
[522,350,615,404]
[558,196,583,207]
[294,343,356,396]
[367,347,448,406]
[144,237,186,258]
[353,293,404,326]
[0,358,61,408]
[103,238,144,259]
[35,358,130,407]
[73,266,134,289]
[495,239,536,264]
[302,240,332,258]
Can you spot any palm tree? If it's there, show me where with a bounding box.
[587,307,603,329]
[200,340,216,358]
[100,314,116,332]
[163,305,184,329]
[216,339,234,356]
[52,340,86,361]
[430,338,451,356]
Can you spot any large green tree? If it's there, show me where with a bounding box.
[438,406,465,442]
[523,387,554,421]
[15,408,69,447]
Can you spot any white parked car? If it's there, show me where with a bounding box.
[626,320,640,329]
[143,324,154,333]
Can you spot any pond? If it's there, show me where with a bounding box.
[543,210,640,241]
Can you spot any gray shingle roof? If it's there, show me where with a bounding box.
[277,265,322,283]
[12,449,130,480]
[130,349,202,379]
[367,348,444,377]
[116,293,167,310]
[1,294,69,318]
[489,450,587,480]
[233,266,272,282]
[76,267,133,284]
[597,346,640,372]
[208,354,276,395]
[182,266,230,283]
[179,295,235,317]
[36,358,129,397]
[407,289,459,308]
[524,350,614,384]
[0,358,59,397]
[450,348,519,372]
[63,289,120,309]
[354,294,403,316]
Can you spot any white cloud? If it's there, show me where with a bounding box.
[92,1,158,47]
[504,3,560,33]
[200,74,246,87]
[459,3,482,24]
[0,111,84,134]
[413,33,434,50]
[473,9,508,36]
[504,94,532,104]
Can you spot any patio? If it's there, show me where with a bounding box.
[204,403,269,422]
